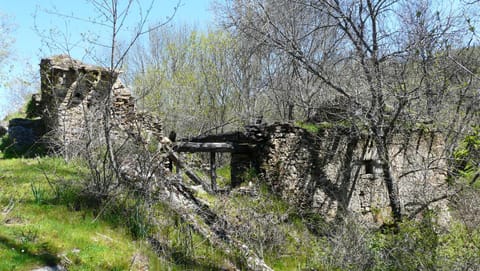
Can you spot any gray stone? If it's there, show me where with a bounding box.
[31,265,66,271]
[34,55,163,153]
[253,123,450,226]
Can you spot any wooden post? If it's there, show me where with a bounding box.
[210,152,217,192]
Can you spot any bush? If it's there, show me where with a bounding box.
[370,213,439,271]
[451,126,479,185]
[0,134,14,154]
[0,134,47,158]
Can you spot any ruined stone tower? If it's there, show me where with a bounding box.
[37,55,136,150]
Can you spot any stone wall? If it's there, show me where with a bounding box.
[255,123,450,226]
[3,55,163,155]
[33,55,159,153]
[5,118,45,155]
[38,55,137,149]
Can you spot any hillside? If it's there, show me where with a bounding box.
[1,130,480,270]
[1,1,479,270]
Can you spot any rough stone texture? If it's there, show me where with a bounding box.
[38,55,137,149]
[3,55,163,155]
[31,55,163,153]
[255,123,450,226]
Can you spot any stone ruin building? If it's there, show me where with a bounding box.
[38,55,138,149]
[176,123,450,227]
[5,55,158,152]
[5,55,162,156]
[4,55,450,227]
[253,124,450,226]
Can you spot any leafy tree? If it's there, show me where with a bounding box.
[131,26,267,137]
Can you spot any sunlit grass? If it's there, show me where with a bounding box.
[0,157,236,270]
[0,158,146,270]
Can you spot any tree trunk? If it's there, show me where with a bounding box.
[375,138,403,223]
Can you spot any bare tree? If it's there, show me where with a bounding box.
[129,25,271,137]
[0,12,39,118]
[219,0,479,224]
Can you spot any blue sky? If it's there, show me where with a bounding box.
[0,0,214,119]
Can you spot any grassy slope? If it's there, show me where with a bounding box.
[0,157,245,271]
[0,158,147,271]
[0,156,327,271]
[2,156,479,271]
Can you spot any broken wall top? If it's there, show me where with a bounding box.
[39,55,125,107]
[40,55,119,76]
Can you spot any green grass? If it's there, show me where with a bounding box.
[0,158,148,270]
[0,157,236,270]
[216,164,231,187]
[3,156,478,270]
[208,183,329,270]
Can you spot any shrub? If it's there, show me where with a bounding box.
[370,212,439,271]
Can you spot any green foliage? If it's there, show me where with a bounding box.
[0,134,47,159]
[452,126,480,184]
[0,158,234,270]
[128,203,152,239]
[296,121,322,133]
[147,203,232,270]
[2,111,25,123]
[241,166,259,183]
[30,182,46,204]
[134,27,243,136]
[101,199,154,240]
[370,212,439,271]
[437,222,480,269]
[296,121,353,134]
[211,183,330,270]
[2,157,480,270]
[0,134,14,157]
[216,164,231,187]
[25,96,41,119]
[0,158,147,270]
[1,94,32,123]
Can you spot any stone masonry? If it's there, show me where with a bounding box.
[37,55,137,149]
[5,55,449,226]
[5,55,163,154]
[254,123,450,226]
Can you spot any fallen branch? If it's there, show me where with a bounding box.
[167,150,213,194]
[121,164,273,271]
[159,176,274,271]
